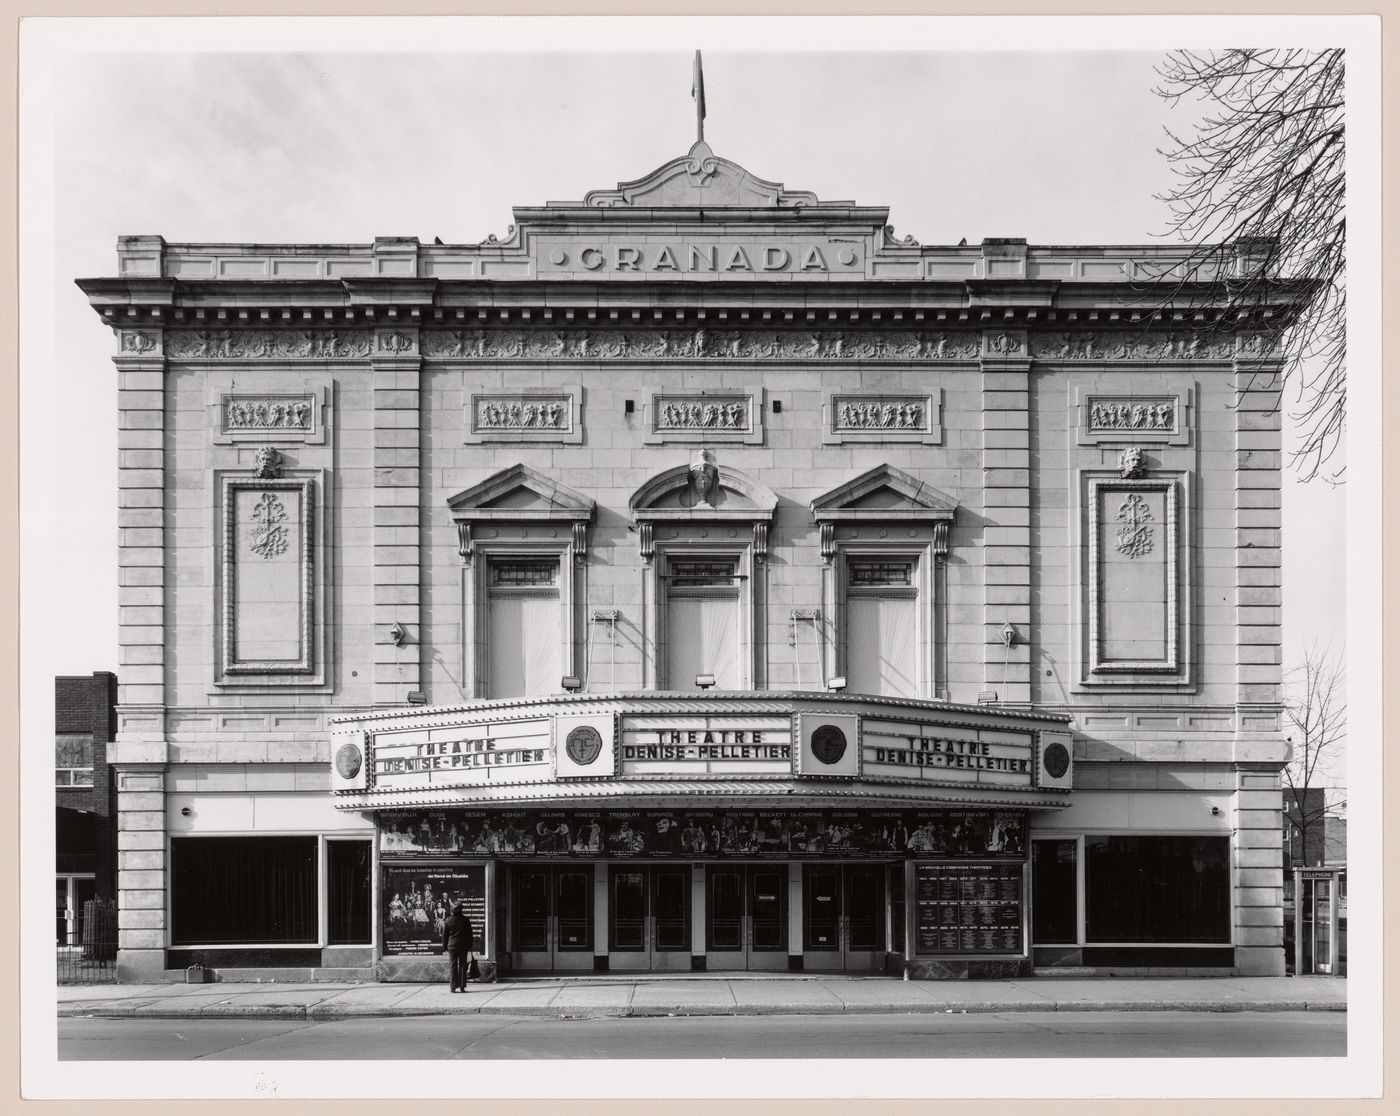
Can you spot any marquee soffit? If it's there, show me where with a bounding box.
[811,464,959,524]
[569,140,851,210]
[629,459,779,523]
[447,463,594,524]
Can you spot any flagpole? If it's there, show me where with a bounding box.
[692,50,706,144]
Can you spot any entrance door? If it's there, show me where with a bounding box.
[802,864,887,971]
[706,866,789,970]
[510,865,593,970]
[609,866,693,971]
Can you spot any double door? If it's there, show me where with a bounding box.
[609,865,692,970]
[705,865,789,970]
[510,865,594,970]
[802,864,887,970]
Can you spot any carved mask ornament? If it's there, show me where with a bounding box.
[1118,446,1148,479]
[688,449,718,507]
[253,445,284,479]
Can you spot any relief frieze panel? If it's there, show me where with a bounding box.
[464,388,583,445]
[168,329,372,360]
[1075,387,1191,447]
[823,392,942,445]
[212,385,329,445]
[422,328,980,362]
[643,391,762,444]
[1031,332,1235,362]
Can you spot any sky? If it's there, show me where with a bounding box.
[29,39,1346,677]
[17,14,1380,1104]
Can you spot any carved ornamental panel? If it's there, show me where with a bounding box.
[1075,387,1191,446]
[822,392,942,445]
[1083,473,1189,688]
[463,388,583,444]
[642,391,763,445]
[211,385,330,445]
[218,472,322,685]
[421,328,980,362]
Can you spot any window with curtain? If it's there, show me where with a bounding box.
[666,558,740,690]
[171,836,318,945]
[487,558,561,698]
[1084,835,1230,944]
[845,558,918,697]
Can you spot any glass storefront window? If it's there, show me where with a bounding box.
[1031,839,1078,944]
[1084,835,1230,944]
[171,836,318,945]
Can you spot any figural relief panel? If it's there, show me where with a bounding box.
[463,388,584,444]
[211,385,330,445]
[1075,387,1192,446]
[642,391,763,445]
[822,392,942,445]
[422,328,981,362]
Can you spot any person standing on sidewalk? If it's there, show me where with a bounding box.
[442,902,475,993]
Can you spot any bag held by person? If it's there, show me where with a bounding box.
[467,956,480,980]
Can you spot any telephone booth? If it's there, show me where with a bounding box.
[1293,867,1346,976]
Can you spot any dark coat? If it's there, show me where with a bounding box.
[443,911,475,954]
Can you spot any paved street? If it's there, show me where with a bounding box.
[58,1010,1345,1060]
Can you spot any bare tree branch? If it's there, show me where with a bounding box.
[1146,48,1345,483]
[1282,641,1347,866]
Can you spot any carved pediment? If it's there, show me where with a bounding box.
[579,141,839,209]
[629,454,778,521]
[810,465,958,523]
[447,463,594,523]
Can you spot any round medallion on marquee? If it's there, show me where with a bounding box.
[566,725,604,767]
[334,742,362,780]
[810,724,848,765]
[1043,741,1070,780]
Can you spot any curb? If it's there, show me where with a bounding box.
[58,999,1347,1022]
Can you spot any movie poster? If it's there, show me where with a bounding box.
[381,864,486,956]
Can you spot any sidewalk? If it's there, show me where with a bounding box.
[58,975,1347,1021]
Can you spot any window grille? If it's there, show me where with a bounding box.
[667,559,739,588]
[490,558,559,588]
[847,560,914,588]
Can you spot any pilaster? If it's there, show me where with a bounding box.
[1233,765,1286,975]
[981,328,1031,704]
[372,326,423,704]
[114,764,169,980]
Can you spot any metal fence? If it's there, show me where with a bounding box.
[57,900,118,984]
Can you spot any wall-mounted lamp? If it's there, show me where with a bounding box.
[826,676,847,692]
[389,622,407,647]
[624,399,635,414]
[977,690,999,705]
[406,690,428,705]
[561,675,582,692]
[695,674,716,690]
[1000,622,1017,648]
[772,399,783,413]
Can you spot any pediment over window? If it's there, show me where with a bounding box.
[447,464,594,566]
[810,465,958,523]
[629,456,778,522]
[811,465,957,562]
[448,463,594,523]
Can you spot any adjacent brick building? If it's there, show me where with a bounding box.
[55,671,117,943]
[79,135,1299,982]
